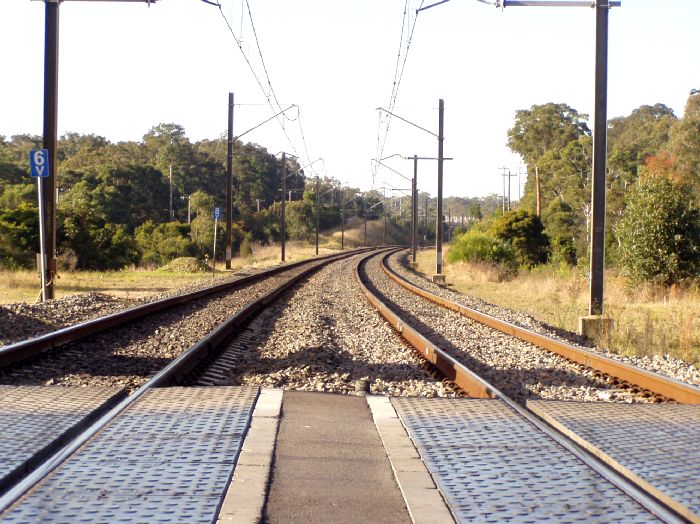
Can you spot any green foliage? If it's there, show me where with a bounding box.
[447,229,515,267]
[0,203,38,268]
[507,103,590,168]
[541,200,580,265]
[491,209,549,268]
[617,176,700,285]
[57,184,137,270]
[134,220,193,266]
[285,200,314,240]
[669,92,700,198]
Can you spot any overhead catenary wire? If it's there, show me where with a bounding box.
[241,0,317,172]
[207,0,318,167]
[371,0,426,188]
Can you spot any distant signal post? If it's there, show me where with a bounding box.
[30,149,50,303]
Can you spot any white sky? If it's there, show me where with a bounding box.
[1,0,698,198]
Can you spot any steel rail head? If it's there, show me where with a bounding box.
[358,249,686,523]
[0,247,375,514]
[379,251,700,405]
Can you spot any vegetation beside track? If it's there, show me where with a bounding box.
[0,221,394,305]
[415,248,700,366]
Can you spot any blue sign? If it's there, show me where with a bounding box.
[30,149,49,178]
[213,207,221,220]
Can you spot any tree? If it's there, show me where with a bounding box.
[0,203,38,268]
[669,91,700,197]
[617,175,700,285]
[507,103,590,168]
[135,220,193,266]
[491,209,549,268]
[541,200,580,265]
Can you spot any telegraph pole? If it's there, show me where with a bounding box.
[424,195,429,243]
[588,0,609,317]
[42,0,59,300]
[226,92,234,269]
[507,171,516,211]
[363,197,367,247]
[340,190,345,250]
[499,167,508,213]
[169,165,173,221]
[535,165,542,217]
[383,189,387,246]
[315,175,320,255]
[281,153,286,262]
[435,99,445,278]
[412,155,418,263]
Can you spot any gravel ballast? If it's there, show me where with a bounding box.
[0,260,334,390]
[196,253,460,397]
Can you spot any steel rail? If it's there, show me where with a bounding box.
[355,252,685,524]
[0,248,372,368]
[0,247,379,515]
[381,252,700,404]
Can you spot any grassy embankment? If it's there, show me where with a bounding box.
[0,217,391,305]
[414,247,700,365]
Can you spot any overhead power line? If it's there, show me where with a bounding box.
[206,0,320,169]
[372,0,426,188]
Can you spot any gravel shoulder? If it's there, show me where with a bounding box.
[387,250,700,389]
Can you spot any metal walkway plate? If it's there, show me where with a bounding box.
[392,397,660,523]
[528,400,700,523]
[0,385,124,492]
[0,386,258,523]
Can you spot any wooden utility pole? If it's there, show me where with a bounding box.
[412,155,418,263]
[281,153,286,262]
[226,92,234,269]
[436,99,445,276]
[535,165,541,217]
[315,176,320,255]
[169,165,173,221]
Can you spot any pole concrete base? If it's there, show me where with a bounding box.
[408,261,418,270]
[578,315,614,341]
[432,274,446,286]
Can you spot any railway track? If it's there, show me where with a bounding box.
[0,248,372,390]
[0,247,697,522]
[356,249,700,522]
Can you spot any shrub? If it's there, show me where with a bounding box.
[617,176,700,285]
[491,209,549,268]
[447,229,516,268]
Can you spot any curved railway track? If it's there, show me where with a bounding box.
[0,247,698,522]
[378,250,700,404]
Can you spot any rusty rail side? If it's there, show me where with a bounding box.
[381,252,700,405]
[354,251,494,398]
[0,248,373,368]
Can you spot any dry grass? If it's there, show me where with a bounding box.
[0,269,211,304]
[0,220,389,306]
[415,246,700,365]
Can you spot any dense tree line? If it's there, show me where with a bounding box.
[0,124,365,270]
[450,91,700,285]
